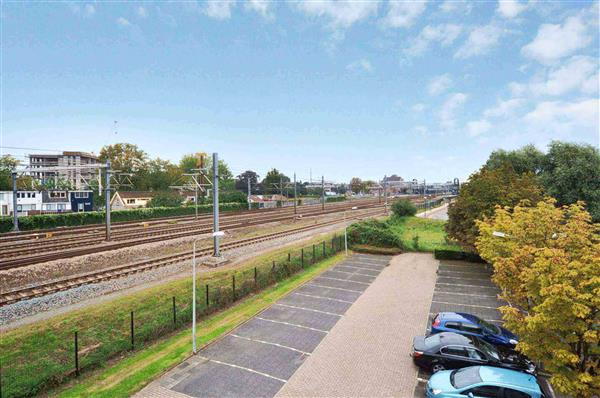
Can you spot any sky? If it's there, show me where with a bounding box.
[1,0,599,184]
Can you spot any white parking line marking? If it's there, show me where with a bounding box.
[307,282,364,293]
[230,334,310,355]
[274,303,342,317]
[255,317,328,333]
[326,269,355,275]
[437,275,493,281]
[336,264,382,272]
[197,356,287,383]
[292,292,354,304]
[417,377,429,383]
[317,276,370,285]
[432,301,500,310]
[433,291,501,299]
[436,282,499,289]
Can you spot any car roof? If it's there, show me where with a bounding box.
[440,312,480,324]
[430,332,475,346]
[478,367,541,392]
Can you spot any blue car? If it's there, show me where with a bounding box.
[426,366,548,398]
[431,312,518,349]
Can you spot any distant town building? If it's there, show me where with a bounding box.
[0,191,42,216]
[0,189,93,216]
[28,151,100,189]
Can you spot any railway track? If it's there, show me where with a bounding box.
[0,208,384,307]
[0,201,391,269]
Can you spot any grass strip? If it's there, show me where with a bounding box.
[387,216,461,252]
[54,253,345,398]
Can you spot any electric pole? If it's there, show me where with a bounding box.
[12,171,18,232]
[279,177,283,197]
[321,175,325,210]
[212,153,220,257]
[247,177,251,210]
[293,172,297,215]
[105,161,111,241]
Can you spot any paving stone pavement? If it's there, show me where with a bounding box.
[276,252,438,398]
[137,253,426,398]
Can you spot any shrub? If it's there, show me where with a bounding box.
[391,199,417,217]
[347,219,402,249]
[433,249,484,262]
[147,191,184,208]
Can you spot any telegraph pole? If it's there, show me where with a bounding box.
[279,177,283,197]
[247,177,251,210]
[105,161,111,241]
[212,153,220,257]
[293,173,297,214]
[11,171,18,232]
[321,175,325,210]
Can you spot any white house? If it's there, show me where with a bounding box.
[0,191,44,216]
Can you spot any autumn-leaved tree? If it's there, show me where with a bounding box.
[446,163,543,249]
[476,199,600,397]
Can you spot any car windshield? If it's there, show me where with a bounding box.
[450,366,483,388]
[472,337,501,360]
[477,317,500,334]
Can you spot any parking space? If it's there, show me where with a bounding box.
[138,254,390,398]
[414,260,505,397]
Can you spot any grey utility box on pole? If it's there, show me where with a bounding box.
[12,171,18,232]
[212,153,220,257]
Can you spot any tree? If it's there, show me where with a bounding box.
[446,163,543,249]
[539,141,600,222]
[484,144,545,175]
[235,170,260,192]
[136,158,181,191]
[261,168,290,195]
[391,199,417,217]
[147,191,183,208]
[0,155,19,190]
[179,153,206,174]
[349,177,366,194]
[476,199,600,397]
[99,143,148,174]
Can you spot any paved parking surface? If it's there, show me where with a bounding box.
[137,254,391,398]
[413,259,504,397]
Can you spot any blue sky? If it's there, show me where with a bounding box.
[1,0,599,183]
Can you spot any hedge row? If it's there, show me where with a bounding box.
[326,196,346,203]
[347,219,403,249]
[0,203,247,233]
[434,249,484,263]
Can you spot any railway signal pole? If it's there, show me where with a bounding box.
[212,153,220,257]
[293,173,297,215]
[12,171,18,231]
[247,178,251,210]
[321,176,325,210]
[105,161,111,241]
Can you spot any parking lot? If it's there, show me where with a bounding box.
[137,254,390,398]
[413,259,504,397]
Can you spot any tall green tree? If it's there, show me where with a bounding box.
[99,143,148,174]
[349,177,366,194]
[446,163,543,249]
[0,155,19,190]
[235,170,260,192]
[539,141,600,222]
[261,168,289,195]
[484,144,545,175]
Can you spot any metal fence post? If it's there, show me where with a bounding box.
[312,244,316,264]
[287,252,291,262]
[322,241,326,257]
[74,331,80,377]
[254,267,257,288]
[172,297,177,326]
[130,311,134,350]
[232,274,236,300]
[205,284,209,308]
[301,248,304,268]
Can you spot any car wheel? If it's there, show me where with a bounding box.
[431,363,445,373]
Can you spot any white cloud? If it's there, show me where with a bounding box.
[136,6,148,19]
[427,74,453,96]
[84,4,95,17]
[467,120,491,136]
[455,24,505,59]
[483,98,525,118]
[381,0,427,29]
[439,0,472,13]
[69,3,95,17]
[204,0,236,20]
[530,55,599,96]
[245,0,273,19]
[523,99,599,130]
[521,16,592,64]
[412,103,426,112]
[117,17,131,26]
[508,82,526,97]
[404,24,462,57]
[440,92,468,128]
[497,0,526,19]
[294,0,379,29]
[414,125,429,136]
[346,59,373,73]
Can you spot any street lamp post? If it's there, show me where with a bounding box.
[191,237,201,354]
[344,206,358,256]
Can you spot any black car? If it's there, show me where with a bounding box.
[411,332,536,374]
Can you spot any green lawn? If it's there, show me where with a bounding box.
[387,216,461,252]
